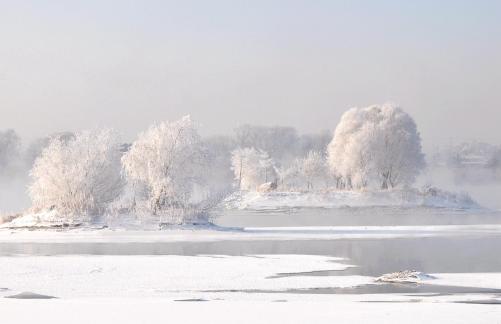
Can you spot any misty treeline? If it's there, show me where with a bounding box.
[0,116,332,223]
[428,141,501,185]
[429,141,501,169]
[1,104,500,223]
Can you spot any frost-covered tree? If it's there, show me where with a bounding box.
[29,129,124,217]
[279,151,327,190]
[232,125,332,169]
[327,104,425,189]
[278,159,303,190]
[301,151,328,190]
[297,131,332,158]
[234,125,299,165]
[231,147,277,191]
[122,116,206,215]
[25,132,76,167]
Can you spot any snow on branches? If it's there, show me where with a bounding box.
[29,129,124,218]
[327,104,425,190]
[279,151,328,191]
[231,147,277,191]
[121,116,206,215]
[18,105,433,225]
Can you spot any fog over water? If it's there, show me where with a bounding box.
[1,1,500,148]
[3,3,501,318]
[1,1,501,214]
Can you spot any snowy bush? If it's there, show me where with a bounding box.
[29,129,124,219]
[278,159,302,190]
[280,151,328,191]
[234,125,332,167]
[122,116,208,218]
[327,103,425,190]
[300,151,328,190]
[231,147,277,191]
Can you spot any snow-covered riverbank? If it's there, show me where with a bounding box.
[224,188,479,211]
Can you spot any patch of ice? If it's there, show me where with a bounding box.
[0,255,371,299]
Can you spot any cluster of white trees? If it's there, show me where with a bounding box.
[230,148,330,192]
[9,103,431,221]
[427,141,501,184]
[445,141,501,169]
[230,104,425,192]
[28,116,214,223]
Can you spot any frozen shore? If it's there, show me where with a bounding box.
[224,188,479,211]
[1,254,501,301]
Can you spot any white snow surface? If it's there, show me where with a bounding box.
[3,209,75,228]
[2,254,501,322]
[2,254,501,301]
[0,255,367,299]
[1,187,480,228]
[2,299,501,324]
[224,188,479,210]
[428,273,501,290]
[2,254,501,299]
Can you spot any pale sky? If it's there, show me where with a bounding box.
[1,0,500,150]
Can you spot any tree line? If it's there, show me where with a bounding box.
[3,103,492,223]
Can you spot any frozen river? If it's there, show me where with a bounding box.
[1,207,501,299]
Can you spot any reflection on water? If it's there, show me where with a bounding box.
[2,207,501,297]
[2,236,501,275]
[207,284,501,295]
[216,207,501,227]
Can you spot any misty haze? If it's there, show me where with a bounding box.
[1,1,501,323]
